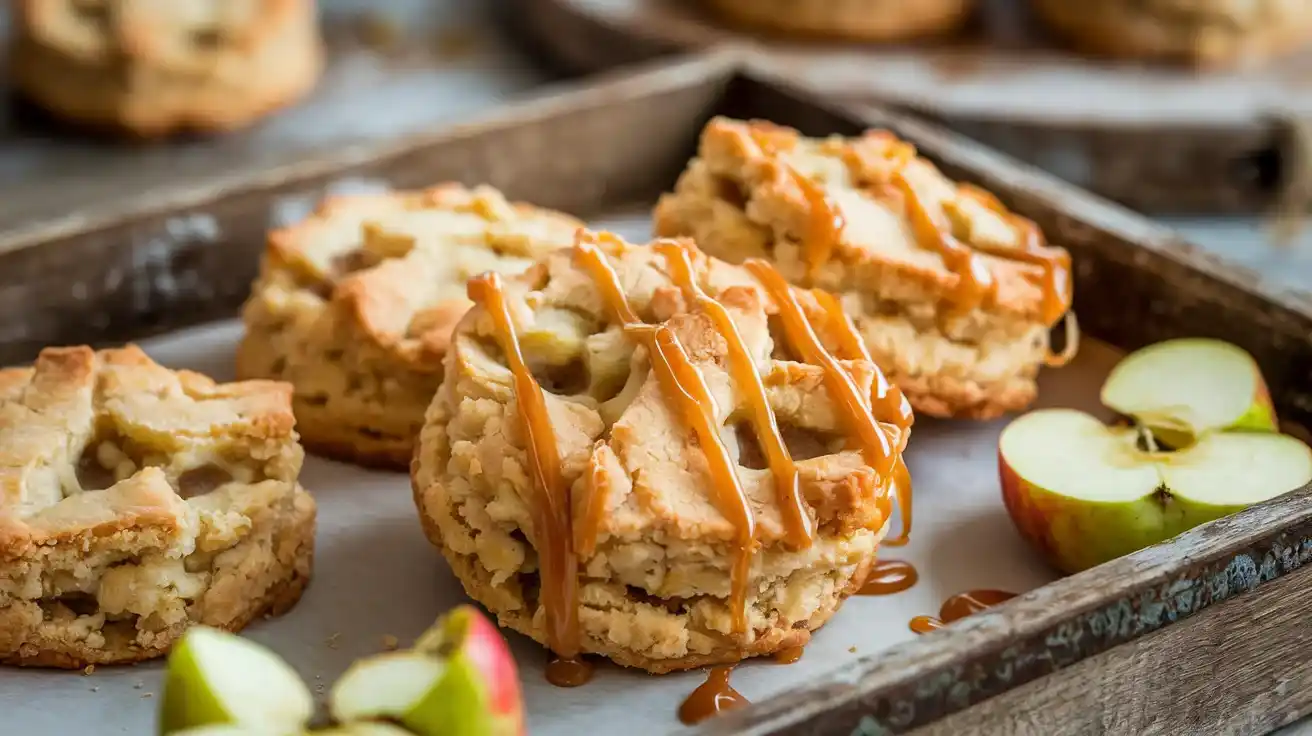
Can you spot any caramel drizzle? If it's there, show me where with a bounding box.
[573,238,757,634]
[478,232,914,667]
[655,240,813,552]
[744,260,905,535]
[788,168,845,278]
[810,288,914,544]
[748,126,1073,329]
[958,183,1073,327]
[466,272,583,673]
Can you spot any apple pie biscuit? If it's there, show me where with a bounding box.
[238,184,584,469]
[654,118,1077,421]
[0,345,314,668]
[702,0,976,41]
[1030,0,1312,68]
[10,0,324,136]
[412,231,914,674]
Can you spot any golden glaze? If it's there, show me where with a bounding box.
[467,272,587,682]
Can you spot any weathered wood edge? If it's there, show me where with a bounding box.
[688,484,1312,735]
[507,0,1294,214]
[912,562,1312,735]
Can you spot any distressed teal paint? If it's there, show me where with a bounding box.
[832,535,1312,736]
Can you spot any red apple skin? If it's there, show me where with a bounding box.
[998,449,1062,569]
[421,605,525,736]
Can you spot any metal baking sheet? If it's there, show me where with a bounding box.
[0,0,550,229]
[0,208,1125,735]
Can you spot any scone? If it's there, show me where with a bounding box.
[412,230,914,675]
[0,345,314,668]
[654,118,1077,421]
[1030,0,1312,67]
[238,184,584,469]
[10,0,324,136]
[702,0,975,41]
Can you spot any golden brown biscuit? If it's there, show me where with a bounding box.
[703,0,975,41]
[11,0,324,136]
[0,345,314,668]
[654,118,1077,421]
[412,231,914,674]
[238,184,584,469]
[1030,0,1312,67]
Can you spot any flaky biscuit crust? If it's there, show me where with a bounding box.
[412,235,906,672]
[1031,0,1312,67]
[238,184,584,469]
[0,345,314,667]
[704,0,975,41]
[655,118,1072,420]
[10,0,323,136]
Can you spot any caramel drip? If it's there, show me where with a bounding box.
[811,288,915,544]
[773,646,804,664]
[656,240,813,551]
[748,260,903,547]
[574,239,756,634]
[788,168,845,276]
[467,273,588,683]
[910,589,1017,634]
[545,657,593,688]
[679,666,749,725]
[956,183,1073,327]
[859,559,919,596]
[894,172,997,315]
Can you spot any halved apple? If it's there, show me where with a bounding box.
[1101,338,1277,445]
[999,409,1312,574]
[330,605,524,736]
[159,627,313,735]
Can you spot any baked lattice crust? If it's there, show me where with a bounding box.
[238,184,584,469]
[0,345,313,667]
[1031,0,1312,67]
[11,0,323,135]
[413,231,912,673]
[655,117,1077,420]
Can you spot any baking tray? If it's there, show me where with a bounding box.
[0,0,551,230]
[3,51,1312,735]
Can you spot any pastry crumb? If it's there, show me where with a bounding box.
[82,665,95,676]
[382,634,400,651]
[141,693,153,699]
[848,646,858,653]
[326,633,342,650]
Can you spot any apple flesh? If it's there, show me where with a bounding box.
[1000,409,1312,574]
[159,627,313,736]
[1101,338,1277,445]
[330,605,524,736]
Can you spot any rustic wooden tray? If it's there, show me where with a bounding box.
[508,0,1312,215]
[3,50,1312,735]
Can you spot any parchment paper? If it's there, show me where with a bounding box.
[0,213,1124,735]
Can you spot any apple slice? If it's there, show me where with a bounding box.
[1101,338,1276,444]
[330,605,524,736]
[1000,408,1312,574]
[158,627,313,736]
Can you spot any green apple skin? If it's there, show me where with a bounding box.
[405,606,525,736]
[998,451,1245,575]
[161,637,230,734]
[158,627,312,736]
